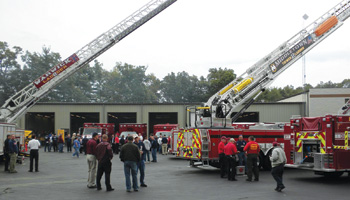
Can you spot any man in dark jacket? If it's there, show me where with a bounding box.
[96,134,114,192]
[52,134,58,152]
[8,135,18,173]
[120,136,140,192]
[82,136,89,155]
[149,135,157,162]
[3,135,11,172]
[134,136,147,187]
[66,134,72,152]
[161,135,168,155]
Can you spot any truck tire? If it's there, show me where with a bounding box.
[263,150,273,171]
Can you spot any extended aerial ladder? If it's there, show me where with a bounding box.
[339,99,350,115]
[0,0,177,123]
[201,0,350,123]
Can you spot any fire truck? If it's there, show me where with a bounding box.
[82,123,115,139]
[284,115,350,177]
[153,124,179,134]
[119,123,147,139]
[176,0,350,177]
[0,0,176,150]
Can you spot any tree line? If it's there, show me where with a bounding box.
[1,41,349,105]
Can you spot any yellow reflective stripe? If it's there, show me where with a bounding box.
[345,131,348,148]
[320,148,326,154]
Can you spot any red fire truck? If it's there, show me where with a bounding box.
[176,121,285,169]
[284,115,350,177]
[153,124,179,134]
[119,123,147,139]
[82,123,115,138]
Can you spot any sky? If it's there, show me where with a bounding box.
[0,0,349,89]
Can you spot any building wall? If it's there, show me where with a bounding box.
[17,102,303,134]
[309,88,350,117]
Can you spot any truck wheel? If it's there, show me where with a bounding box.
[263,156,272,171]
[257,155,263,170]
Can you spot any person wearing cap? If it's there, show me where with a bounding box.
[218,136,227,178]
[86,132,99,189]
[270,141,287,192]
[224,138,238,181]
[120,136,141,192]
[244,136,260,182]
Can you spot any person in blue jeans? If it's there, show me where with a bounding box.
[134,136,147,187]
[149,135,157,162]
[120,136,141,192]
[236,135,247,172]
[72,137,80,158]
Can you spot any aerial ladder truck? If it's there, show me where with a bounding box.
[0,0,177,159]
[192,0,350,128]
[178,0,350,170]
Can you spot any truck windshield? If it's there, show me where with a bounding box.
[83,128,102,135]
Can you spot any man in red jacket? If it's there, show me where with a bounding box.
[224,138,238,181]
[244,136,260,182]
[96,134,114,191]
[218,136,227,178]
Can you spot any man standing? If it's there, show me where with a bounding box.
[44,134,50,152]
[86,133,98,189]
[236,135,247,171]
[149,134,157,162]
[66,134,72,153]
[82,136,89,155]
[218,136,227,178]
[27,135,41,172]
[119,135,125,146]
[52,134,58,152]
[134,136,147,187]
[143,138,151,163]
[224,138,238,181]
[115,134,120,154]
[270,142,287,192]
[96,134,114,192]
[111,134,116,154]
[58,134,64,153]
[8,135,18,173]
[244,136,260,182]
[72,137,80,158]
[161,135,168,155]
[120,136,140,192]
[3,135,11,172]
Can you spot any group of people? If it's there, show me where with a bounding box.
[86,133,149,192]
[218,135,287,192]
[44,133,65,153]
[3,134,41,173]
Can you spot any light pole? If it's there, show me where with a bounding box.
[302,14,309,116]
[302,14,309,88]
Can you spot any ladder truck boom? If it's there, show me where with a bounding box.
[206,0,350,120]
[0,0,177,123]
[339,99,350,115]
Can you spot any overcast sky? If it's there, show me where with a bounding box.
[1,0,349,89]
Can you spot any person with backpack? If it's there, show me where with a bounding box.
[72,137,81,158]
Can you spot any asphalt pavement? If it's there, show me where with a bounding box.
[1,149,350,200]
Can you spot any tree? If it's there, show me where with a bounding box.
[206,67,236,98]
[0,41,23,104]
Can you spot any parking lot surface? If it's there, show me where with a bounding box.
[1,149,350,200]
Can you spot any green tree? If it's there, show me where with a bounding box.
[206,67,236,98]
[0,41,23,104]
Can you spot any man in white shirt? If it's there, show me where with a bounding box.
[270,141,287,192]
[28,135,41,172]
